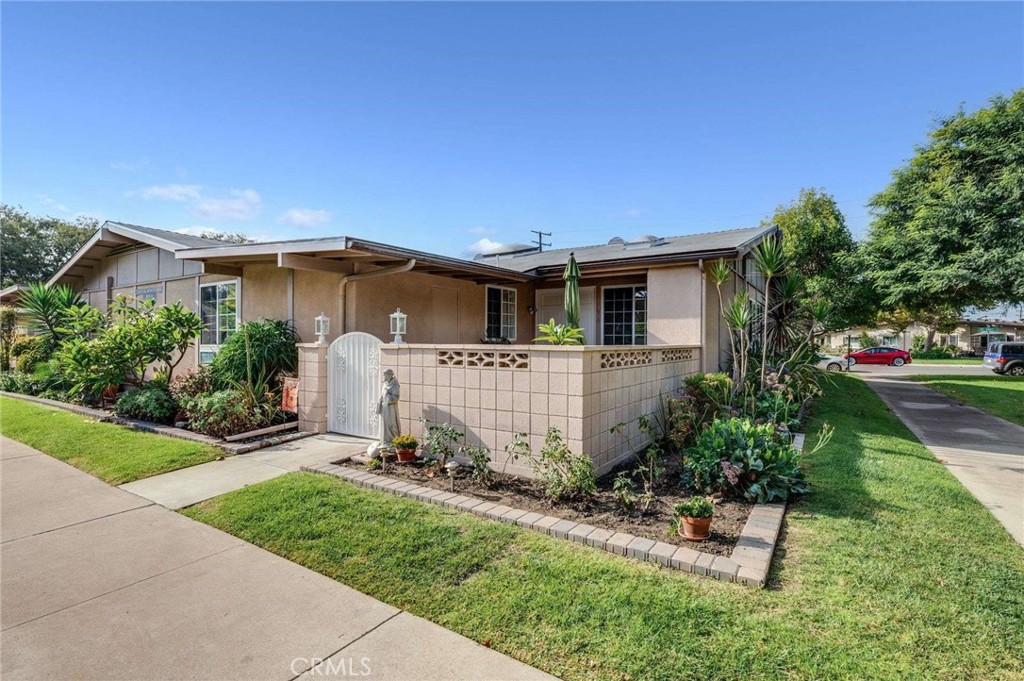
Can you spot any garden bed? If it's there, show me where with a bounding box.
[336,452,753,556]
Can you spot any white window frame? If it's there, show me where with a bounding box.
[600,285,648,346]
[198,278,241,363]
[485,285,517,341]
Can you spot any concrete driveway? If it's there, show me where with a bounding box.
[861,376,1024,546]
[1,437,554,681]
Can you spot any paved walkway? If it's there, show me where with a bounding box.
[1,437,554,680]
[120,433,369,508]
[862,376,1024,546]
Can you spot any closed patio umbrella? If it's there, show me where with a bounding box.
[563,252,582,336]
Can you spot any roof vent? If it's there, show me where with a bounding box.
[625,235,666,249]
[608,236,626,245]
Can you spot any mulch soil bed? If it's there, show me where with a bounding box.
[336,454,751,556]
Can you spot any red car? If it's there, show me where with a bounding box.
[843,346,912,367]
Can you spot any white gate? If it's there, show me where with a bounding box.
[327,332,384,438]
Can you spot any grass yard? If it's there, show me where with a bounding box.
[910,356,983,364]
[909,374,1024,427]
[0,396,220,484]
[183,373,1024,680]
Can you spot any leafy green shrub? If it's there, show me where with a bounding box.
[211,319,298,387]
[533,318,585,345]
[114,388,178,424]
[913,346,960,359]
[674,496,714,519]
[462,445,494,488]
[684,417,807,503]
[182,389,268,438]
[170,366,216,415]
[506,427,596,501]
[665,372,733,450]
[0,371,40,395]
[420,419,463,464]
[12,335,48,373]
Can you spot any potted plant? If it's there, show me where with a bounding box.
[673,497,714,541]
[392,434,419,463]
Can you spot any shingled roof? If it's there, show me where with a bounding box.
[475,225,776,275]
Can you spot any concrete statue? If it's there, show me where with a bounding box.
[376,368,401,447]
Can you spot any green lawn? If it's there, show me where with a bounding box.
[910,357,983,364]
[0,396,220,484]
[909,374,1024,427]
[183,374,1024,680]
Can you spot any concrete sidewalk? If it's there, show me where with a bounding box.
[1,437,554,681]
[862,376,1024,546]
[119,433,368,509]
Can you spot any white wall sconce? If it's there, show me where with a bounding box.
[315,312,330,345]
[390,308,407,344]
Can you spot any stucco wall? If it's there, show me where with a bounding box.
[241,264,289,323]
[646,265,702,346]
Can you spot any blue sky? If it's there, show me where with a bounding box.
[3,2,1021,257]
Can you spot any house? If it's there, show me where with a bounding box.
[0,284,30,334]
[823,307,1024,355]
[48,220,776,475]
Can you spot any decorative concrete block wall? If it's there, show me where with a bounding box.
[378,344,701,477]
[297,343,328,434]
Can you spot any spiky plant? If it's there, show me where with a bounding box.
[752,239,787,388]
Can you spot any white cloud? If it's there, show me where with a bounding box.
[467,226,498,235]
[196,189,262,221]
[466,238,507,255]
[109,158,151,173]
[279,208,331,228]
[625,208,643,217]
[128,184,261,221]
[133,184,202,202]
[37,194,71,214]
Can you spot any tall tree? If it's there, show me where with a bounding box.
[864,89,1024,315]
[763,188,874,328]
[0,205,97,286]
[195,230,257,244]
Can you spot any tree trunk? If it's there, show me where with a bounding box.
[924,327,936,352]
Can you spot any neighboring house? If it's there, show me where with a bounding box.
[48,220,776,473]
[0,284,31,335]
[823,309,1024,355]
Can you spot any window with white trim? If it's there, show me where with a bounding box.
[602,286,647,345]
[485,286,517,340]
[199,280,239,363]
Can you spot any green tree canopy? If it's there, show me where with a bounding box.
[1,205,97,286]
[864,89,1024,314]
[762,188,874,328]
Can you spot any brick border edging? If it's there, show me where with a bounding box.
[0,391,313,455]
[300,460,792,588]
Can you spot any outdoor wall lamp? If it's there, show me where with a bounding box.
[527,305,537,315]
[314,313,330,345]
[390,308,407,344]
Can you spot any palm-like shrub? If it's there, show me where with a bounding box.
[533,318,586,345]
[20,282,82,350]
[211,319,298,388]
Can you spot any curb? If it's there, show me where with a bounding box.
[301,460,789,588]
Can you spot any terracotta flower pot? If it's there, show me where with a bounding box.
[396,448,417,463]
[101,384,119,406]
[678,516,712,541]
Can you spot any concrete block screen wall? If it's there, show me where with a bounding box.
[376,344,702,477]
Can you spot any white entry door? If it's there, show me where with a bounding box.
[328,332,384,438]
[535,287,597,344]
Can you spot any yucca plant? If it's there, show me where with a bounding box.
[752,239,787,389]
[21,282,83,349]
[722,291,753,397]
[707,259,740,384]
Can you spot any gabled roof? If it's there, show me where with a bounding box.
[173,235,539,284]
[0,284,28,305]
[48,222,225,286]
[474,225,777,276]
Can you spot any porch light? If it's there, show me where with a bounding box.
[390,308,407,344]
[314,313,330,345]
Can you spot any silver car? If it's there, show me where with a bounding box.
[817,354,850,372]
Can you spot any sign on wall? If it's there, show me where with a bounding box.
[282,377,300,414]
[136,284,164,302]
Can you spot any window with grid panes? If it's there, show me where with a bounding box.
[485,286,516,340]
[602,286,646,345]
